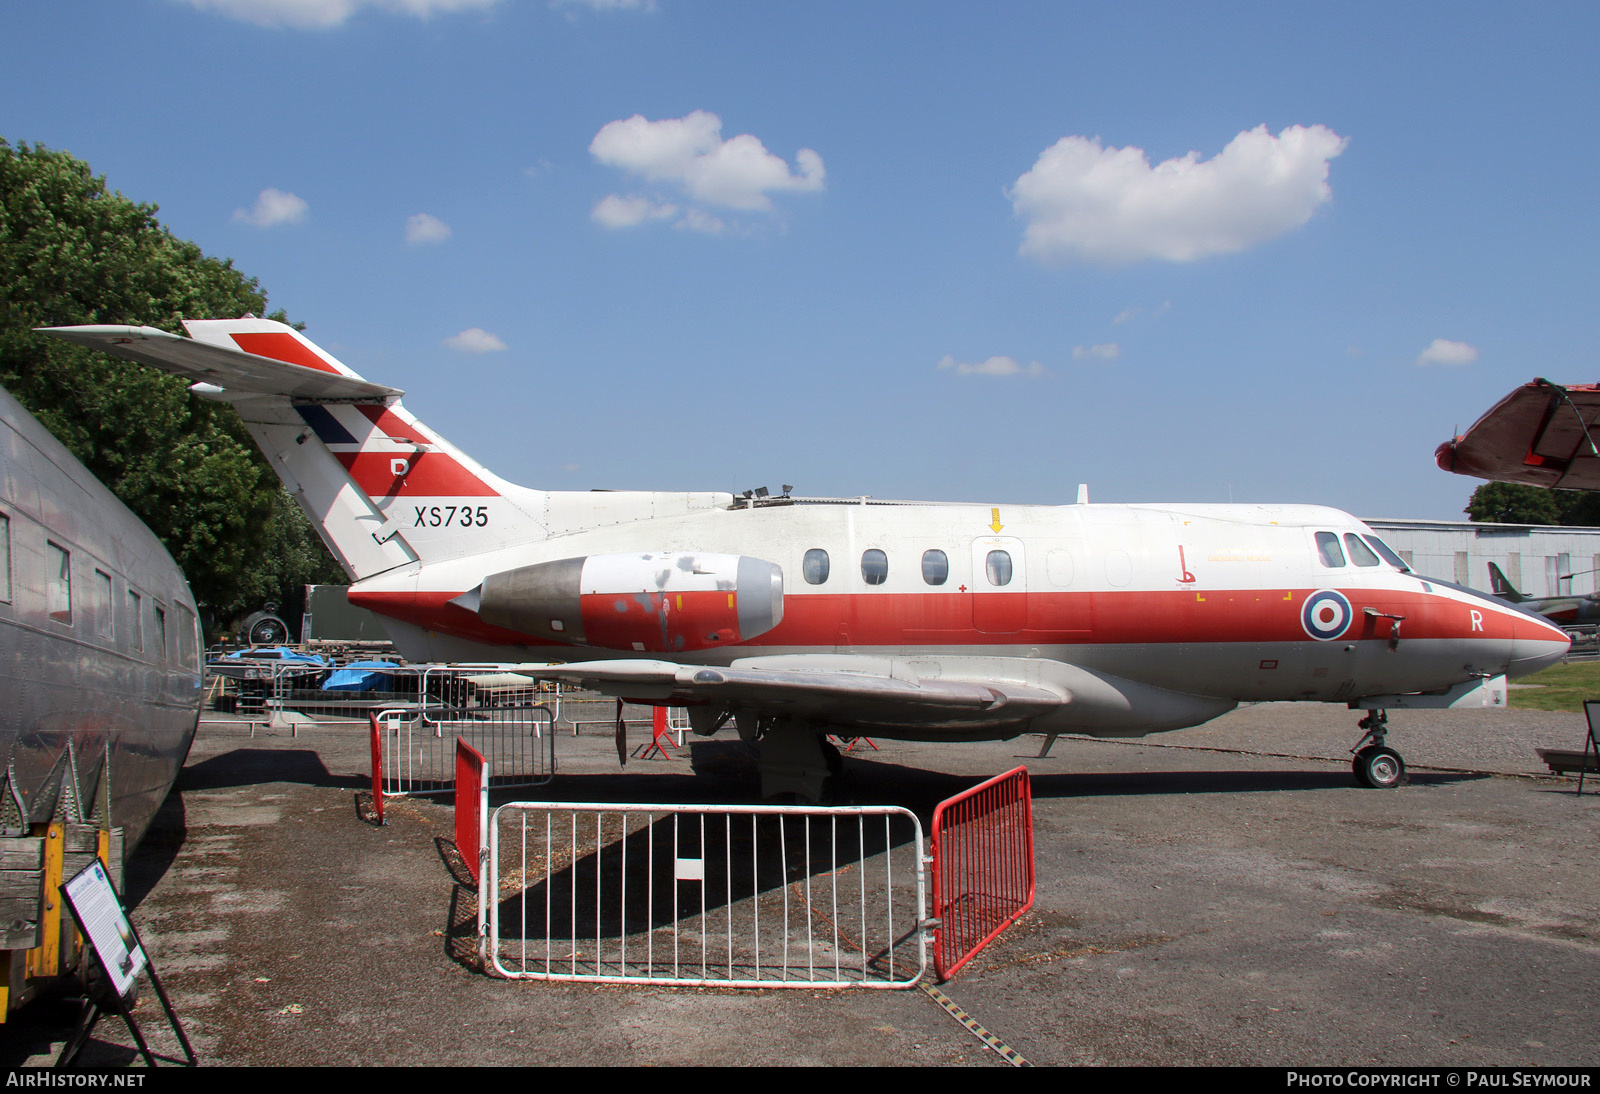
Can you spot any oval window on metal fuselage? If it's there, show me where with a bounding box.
[922,549,948,585]
[986,550,1013,586]
[861,549,888,586]
[803,548,830,585]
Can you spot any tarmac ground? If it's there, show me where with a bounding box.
[5,699,1600,1068]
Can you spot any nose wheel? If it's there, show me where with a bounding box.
[1351,709,1407,789]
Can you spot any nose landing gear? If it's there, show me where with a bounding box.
[1352,708,1407,788]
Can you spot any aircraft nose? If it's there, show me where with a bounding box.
[1508,614,1571,678]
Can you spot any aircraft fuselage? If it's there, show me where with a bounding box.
[347,498,1565,739]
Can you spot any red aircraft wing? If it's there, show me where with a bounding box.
[1436,379,1600,489]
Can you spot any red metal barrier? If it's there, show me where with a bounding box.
[368,712,384,825]
[455,737,488,885]
[930,765,1033,980]
[639,706,677,759]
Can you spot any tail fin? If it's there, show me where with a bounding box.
[1487,562,1525,601]
[40,319,550,580]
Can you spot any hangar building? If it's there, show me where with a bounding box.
[1365,518,1600,599]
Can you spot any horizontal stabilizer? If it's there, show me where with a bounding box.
[38,324,402,404]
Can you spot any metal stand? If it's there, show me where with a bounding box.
[1580,700,1600,796]
[54,927,195,1068]
[55,860,196,1069]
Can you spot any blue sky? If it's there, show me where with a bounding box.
[5,1,1598,519]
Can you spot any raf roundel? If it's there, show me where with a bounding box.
[1301,589,1354,641]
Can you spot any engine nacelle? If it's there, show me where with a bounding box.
[467,552,784,653]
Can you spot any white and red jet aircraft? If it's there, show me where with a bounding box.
[45,319,1571,797]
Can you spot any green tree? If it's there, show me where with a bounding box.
[1552,490,1600,527]
[0,138,343,630]
[1464,482,1561,525]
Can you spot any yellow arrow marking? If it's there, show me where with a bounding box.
[990,507,1004,533]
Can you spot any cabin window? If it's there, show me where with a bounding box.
[921,549,948,585]
[861,549,888,586]
[177,605,199,669]
[1315,531,1345,568]
[1363,536,1411,572]
[1343,534,1380,567]
[986,550,1013,587]
[128,590,143,651]
[154,605,167,659]
[94,569,114,637]
[802,548,830,585]
[46,541,71,624]
[0,512,9,603]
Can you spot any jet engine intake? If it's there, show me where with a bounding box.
[469,552,784,653]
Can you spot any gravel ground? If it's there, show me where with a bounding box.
[1105,700,1592,778]
[5,699,1598,1069]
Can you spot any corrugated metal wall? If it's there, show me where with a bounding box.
[1364,520,1600,597]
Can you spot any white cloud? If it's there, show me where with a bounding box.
[443,328,507,353]
[232,188,308,227]
[405,213,452,244]
[1011,124,1348,266]
[1073,343,1121,361]
[1113,308,1140,326]
[937,355,1046,378]
[1415,338,1478,367]
[676,208,727,235]
[591,194,678,229]
[176,0,499,29]
[589,111,824,232]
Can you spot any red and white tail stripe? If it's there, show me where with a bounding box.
[182,318,546,575]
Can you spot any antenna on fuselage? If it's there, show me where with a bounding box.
[1076,483,1089,504]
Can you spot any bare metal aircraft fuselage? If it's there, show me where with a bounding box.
[0,385,202,852]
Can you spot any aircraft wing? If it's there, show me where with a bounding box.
[522,655,1066,733]
[1436,378,1600,489]
[38,325,403,404]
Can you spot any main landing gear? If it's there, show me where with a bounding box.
[1351,708,1407,789]
[755,718,845,803]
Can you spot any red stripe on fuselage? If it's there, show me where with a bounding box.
[356,404,434,447]
[345,586,1522,650]
[334,452,499,498]
[228,332,342,375]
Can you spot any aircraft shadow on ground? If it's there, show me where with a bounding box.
[174,747,362,792]
[0,998,143,1069]
[123,749,359,908]
[490,797,918,952]
[475,741,1484,958]
[835,754,1486,807]
[1025,767,1486,798]
[482,739,1487,817]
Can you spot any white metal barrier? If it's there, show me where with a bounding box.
[485,803,928,988]
[666,707,691,747]
[212,661,561,728]
[375,704,555,797]
[422,666,561,722]
[558,695,656,739]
